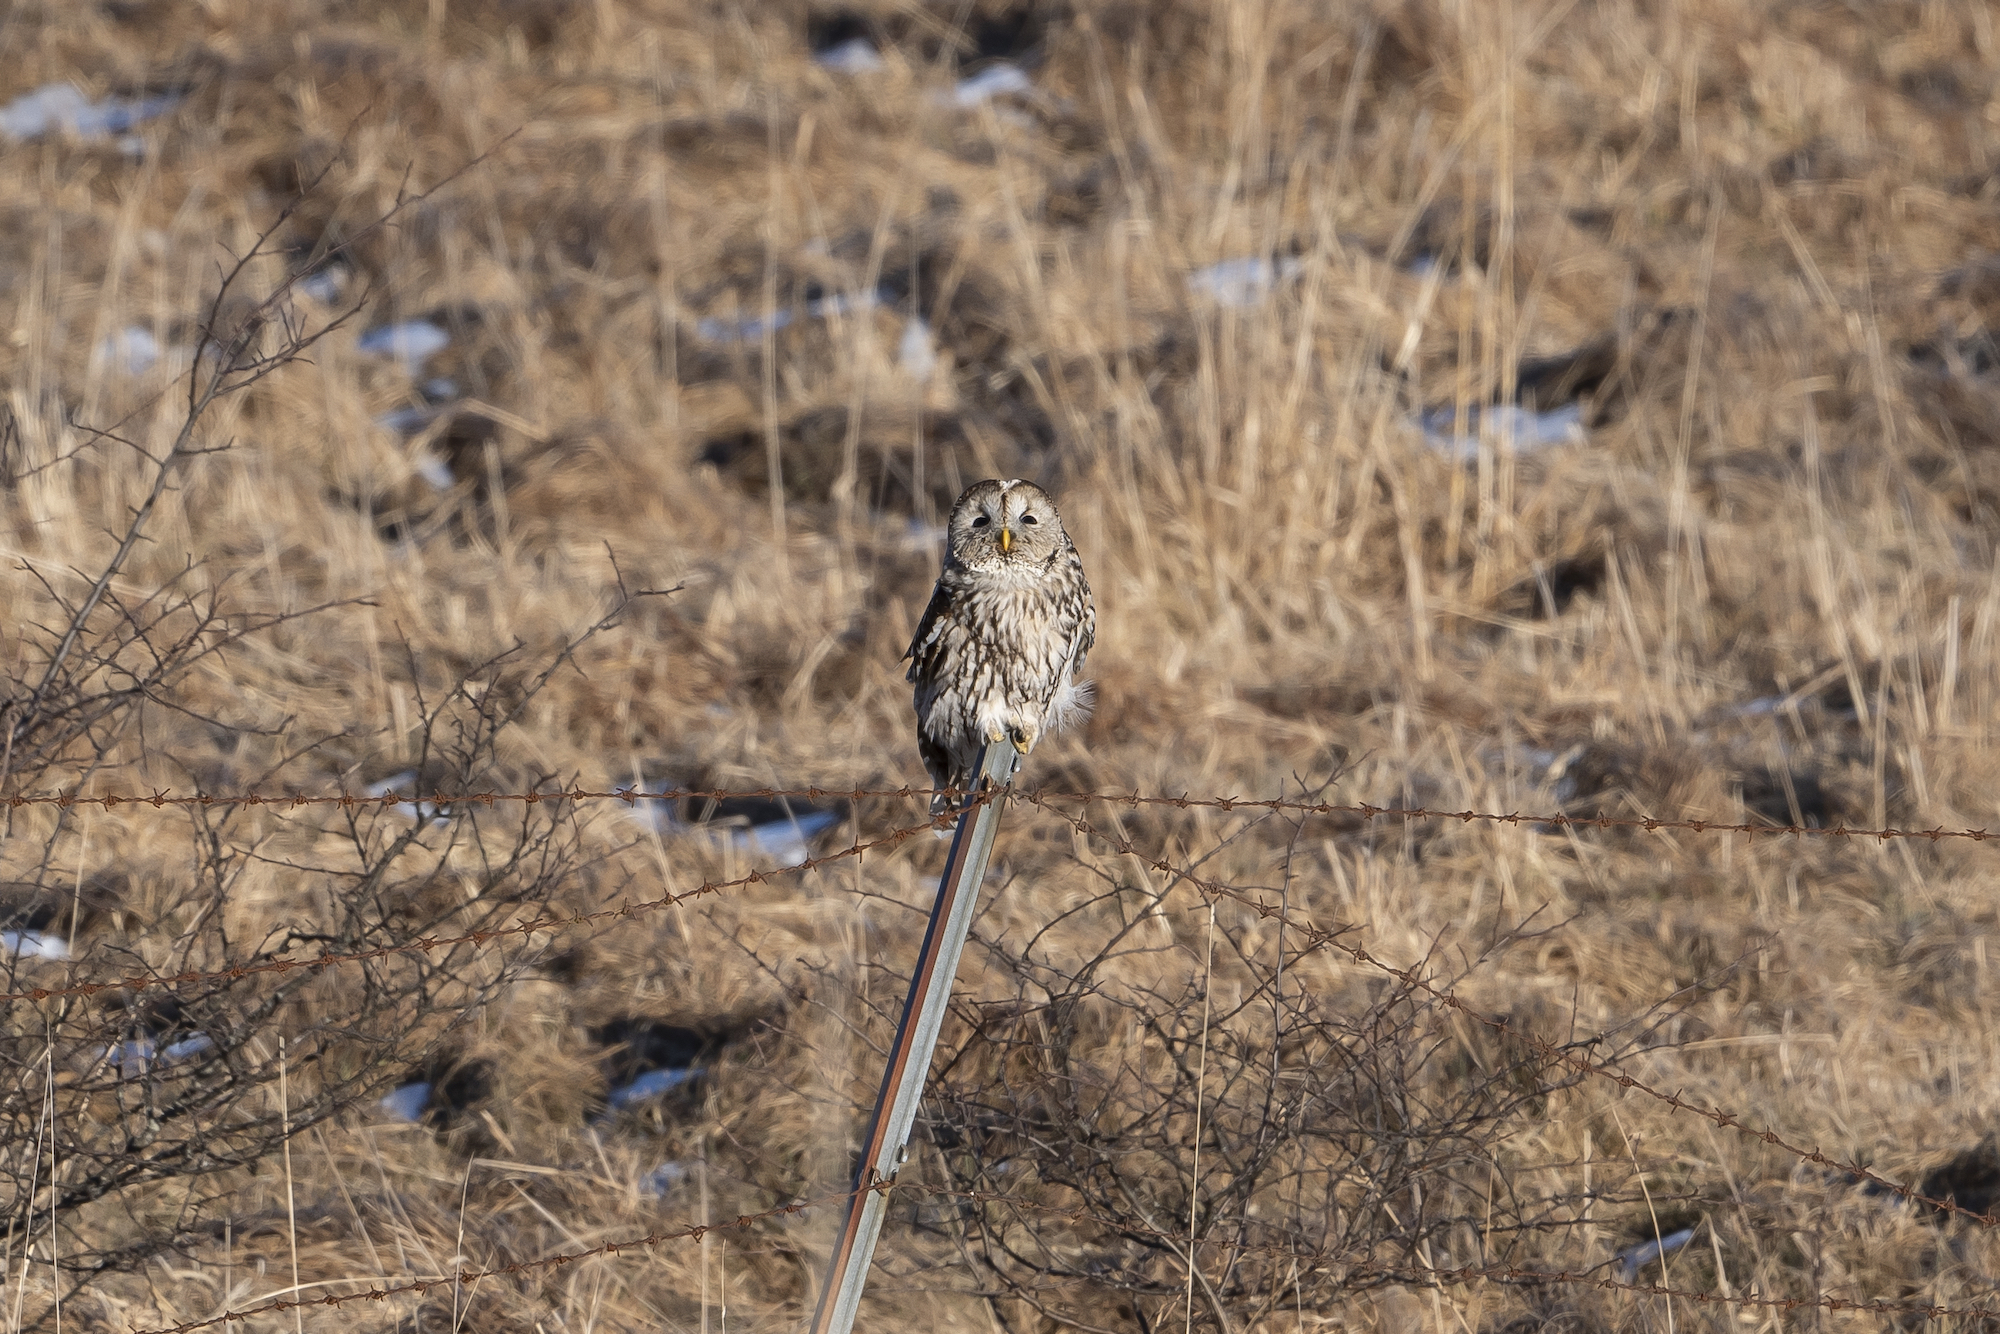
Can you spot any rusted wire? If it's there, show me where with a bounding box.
[0,783,1986,844]
[8,784,1988,1227]
[0,810,960,1005]
[1014,790,2000,1229]
[10,772,1990,1320]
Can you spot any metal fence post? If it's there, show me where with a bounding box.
[805,742,1020,1334]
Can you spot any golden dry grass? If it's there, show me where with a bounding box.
[6,0,2000,1330]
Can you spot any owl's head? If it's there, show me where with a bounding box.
[945,478,1068,569]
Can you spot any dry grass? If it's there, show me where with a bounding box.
[5,0,2000,1329]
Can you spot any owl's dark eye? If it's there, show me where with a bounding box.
[971,516,990,527]
[1022,514,1039,525]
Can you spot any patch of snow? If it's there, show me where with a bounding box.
[296,267,349,304]
[949,63,1034,107]
[162,1034,214,1063]
[898,316,938,381]
[363,771,450,826]
[1617,1227,1695,1281]
[2,930,69,960]
[1187,254,1303,308]
[358,320,451,375]
[377,407,435,437]
[1418,402,1585,461]
[740,808,841,864]
[619,779,840,861]
[0,83,181,141]
[97,326,162,376]
[606,1066,705,1111]
[380,1081,432,1122]
[696,291,873,344]
[641,1162,690,1196]
[364,770,418,799]
[816,38,884,73]
[103,1032,213,1077]
[697,309,792,343]
[618,778,675,833]
[415,453,456,491]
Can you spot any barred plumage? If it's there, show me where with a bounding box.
[905,479,1096,817]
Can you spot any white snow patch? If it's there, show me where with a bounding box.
[363,771,450,826]
[296,267,349,304]
[948,63,1034,107]
[816,39,884,73]
[606,1067,704,1111]
[1187,254,1303,307]
[1417,402,1585,461]
[696,291,873,344]
[898,316,938,381]
[3,930,69,960]
[0,83,180,141]
[358,320,451,374]
[1618,1227,1696,1281]
[97,326,162,375]
[379,1082,431,1122]
[415,453,456,490]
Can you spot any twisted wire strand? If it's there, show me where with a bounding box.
[10,785,1987,1228]
[0,809,961,1005]
[6,776,1985,1332]
[1015,789,2000,1230]
[0,783,1987,844]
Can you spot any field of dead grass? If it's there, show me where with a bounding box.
[6,0,2000,1329]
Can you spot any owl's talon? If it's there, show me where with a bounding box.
[1008,728,1033,755]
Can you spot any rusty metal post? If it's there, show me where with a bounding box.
[805,742,1019,1334]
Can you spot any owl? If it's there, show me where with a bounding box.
[905,479,1096,817]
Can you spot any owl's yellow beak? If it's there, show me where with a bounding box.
[998,527,1012,554]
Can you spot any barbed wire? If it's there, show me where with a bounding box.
[0,783,1989,845]
[0,808,960,1005]
[108,1176,2000,1334]
[9,783,1989,1229]
[11,776,1993,1332]
[1015,790,2000,1229]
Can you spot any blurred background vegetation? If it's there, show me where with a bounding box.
[4,0,2000,1329]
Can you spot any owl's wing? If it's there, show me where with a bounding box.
[904,580,954,682]
[1072,593,1096,675]
[1067,550,1096,674]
